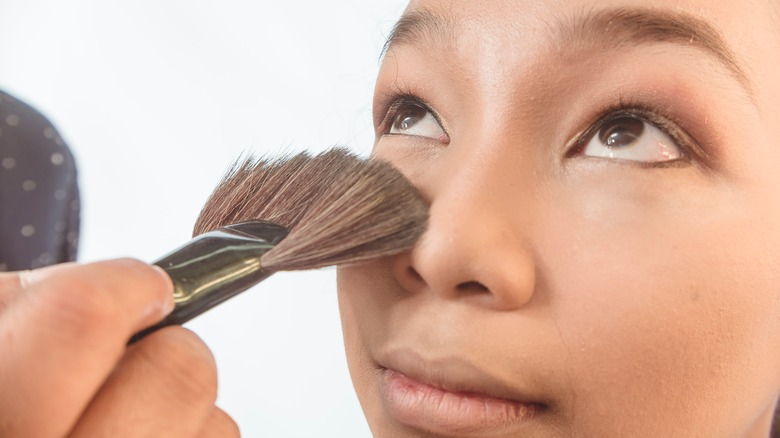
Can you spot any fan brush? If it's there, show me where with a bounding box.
[130,147,428,342]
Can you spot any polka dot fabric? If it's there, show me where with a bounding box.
[0,90,80,271]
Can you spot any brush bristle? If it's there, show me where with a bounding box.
[193,147,429,271]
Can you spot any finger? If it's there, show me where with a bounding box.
[69,327,218,438]
[0,258,175,437]
[198,407,241,438]
[0,263,77,314]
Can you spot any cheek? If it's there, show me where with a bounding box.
[336,263,398,428]
[336,265,375,380]
[537,173,780,432]
[337,261,401,347]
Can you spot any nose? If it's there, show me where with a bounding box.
[392,163,536,311]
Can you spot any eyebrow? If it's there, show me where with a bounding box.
[381,8,458,60]
[381,6,753,96]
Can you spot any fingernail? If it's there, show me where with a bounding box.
[18,263,75,289]
[18,270,34,289]
[152,265,176,315]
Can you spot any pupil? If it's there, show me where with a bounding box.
[598,116,645,148]
[394,105,426,132]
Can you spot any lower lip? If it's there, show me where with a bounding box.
[380,369,537,436]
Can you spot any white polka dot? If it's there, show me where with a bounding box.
[43,126,55,139]
[5,114,19,126]
[21,225,35,237]
[38,253,55,265]
[54,189,67,200]
[30,259,43,269]
[22,179,36,191]
[2,157,15,169]
[51,153,64,165]
[55,137,64,146]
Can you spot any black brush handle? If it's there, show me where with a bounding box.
[129,221,289,344]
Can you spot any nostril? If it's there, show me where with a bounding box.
[456,281,489,293]
[407,266,424,283]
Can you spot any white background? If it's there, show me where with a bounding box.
[0,1,407,436]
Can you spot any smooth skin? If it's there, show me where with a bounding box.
[0,259,239,437]
[337,0,780,436]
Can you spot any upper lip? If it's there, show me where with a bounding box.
[376,348,543,404]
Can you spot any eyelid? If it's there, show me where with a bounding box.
[565,104,709,166]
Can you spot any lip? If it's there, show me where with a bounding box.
[377,349,542,436]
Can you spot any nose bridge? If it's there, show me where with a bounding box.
[430,124,531,243]
[429,153,509,244]
[402,141,537,310]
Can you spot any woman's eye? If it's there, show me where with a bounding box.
[388,103,446,140]
[578,115,683,163]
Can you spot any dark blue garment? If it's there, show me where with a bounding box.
[0,90,79,271]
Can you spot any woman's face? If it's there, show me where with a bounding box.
[337,0,780,436]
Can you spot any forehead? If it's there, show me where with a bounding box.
[387,0,778,112]
[397,0,764,57]
[403,0,772,29]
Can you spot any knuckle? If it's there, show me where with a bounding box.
[108,258,172,301]
[102,257,168,289]
[108,257,156,278]
[28,259,171,343]
[206,408,241,437]
[34,272,119,342]
[142,328,218,403]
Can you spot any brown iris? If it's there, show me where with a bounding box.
[598,116,645,148]
[392,104,428,132]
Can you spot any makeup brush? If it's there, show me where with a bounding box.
[130,147,428,343]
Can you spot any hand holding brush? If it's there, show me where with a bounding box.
[0,147,427,437]
[132,147,429,341]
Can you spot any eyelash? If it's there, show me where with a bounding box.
[377,91,706,166]
[565,99,706,166]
